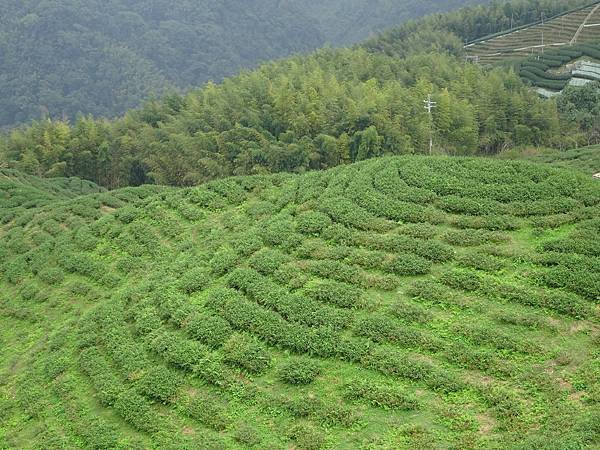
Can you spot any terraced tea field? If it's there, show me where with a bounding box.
[466,2,600,64]
[0,157,599,449]
[504,145,600,175]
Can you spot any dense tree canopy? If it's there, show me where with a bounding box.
[0,49,565,188]
[0,0,490,128]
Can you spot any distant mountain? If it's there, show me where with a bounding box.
[0,0,490,128]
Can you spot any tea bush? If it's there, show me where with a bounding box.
[148,331,209,371]
[177,391,231,431]
[227,268,350,330]
[178,267,212,294]
[354,314,442,351]
[113,389,163,433]
[456,251,505,272]
[439,269,483,292]
[288,423,326,450]
[248,248,293,275]
[389,299,433,324]
[406,279,454,304]
[137,366,183,403]
[344,378,419,410]
[183,311,233,348]
[223,333,271,374]
[278,357,320,385]
[296,211,333,235]
[302,279,363,309]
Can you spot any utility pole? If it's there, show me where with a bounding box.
[541,12,545,54]
[423,94,437,155]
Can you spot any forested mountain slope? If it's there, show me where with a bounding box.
[1,156,599,448]
[0,0,489,128]
[3,0,597,189]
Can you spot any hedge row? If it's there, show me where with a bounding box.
[343,378,419,410]
[354,314,443,352]
[227,268,351,330]
[297,239,432,276]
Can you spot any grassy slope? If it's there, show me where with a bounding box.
[1,156,599,449]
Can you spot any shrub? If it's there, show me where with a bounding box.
[456,251,505,272]
[148,331,208,371]
[355,314,441,351]
[178,267,212,294]
[443,229,509,247]
[444,342,514,377]
[137,366,183,403]
[262,217,303,250]
[273,262,310,289]
[278,357,320,385]
[317,197,382,231]
[479,385,522,422]
[452,215,520,231]
[177,391,230,430]
[364,346,463,393]
[227,268,350,330]
[183,312,233,348]
[296,211,332,235]
[248,248,292,275]
[439,269,483,292]
[37,267,65,285]
[133,307,163,336]
[318,402,359,427]
[79,347,125,406]
[344,379,419,410]
[19,283,41,302]
[114,389,163,433]
[234,424,262,447]
[382,253,431,276]
[389,299,433,323]
[233,231,263,257]
[302,280,362,309]
[303,259,365,287]
[223,333,271,374]
[288,423,326,450]
[192,353,236,388]
[397,223,438,239]
[406,279,453,303]
[453,323,539,354]
[209,248,239,276]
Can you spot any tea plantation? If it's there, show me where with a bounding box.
[0,156,599,449]
[504,145,600,175]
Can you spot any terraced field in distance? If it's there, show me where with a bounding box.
[465,2,600,64]
[1,156,599,449]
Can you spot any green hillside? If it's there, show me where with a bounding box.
[3,0,598,191]
[1,156,599,449]
[0,0,489,128]
[503,145,600,174]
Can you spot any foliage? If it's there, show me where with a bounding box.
[223,333,271,374]
[278,357,321,385]
[1,155,599,448]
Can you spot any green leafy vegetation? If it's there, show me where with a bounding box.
[1,155,599,448]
